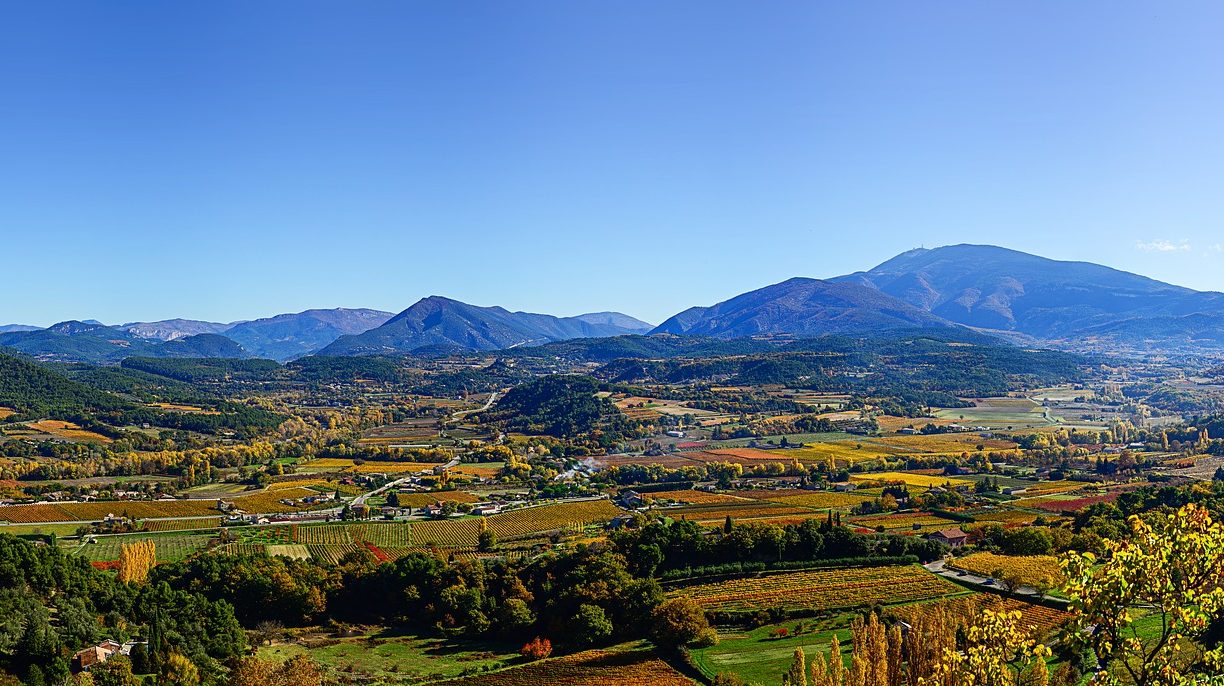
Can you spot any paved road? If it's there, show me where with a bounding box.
[924,558,1062,603]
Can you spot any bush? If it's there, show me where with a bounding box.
[520,637,552,661]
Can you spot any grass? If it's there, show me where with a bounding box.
[690,617,854,686]
[258,630,520,684]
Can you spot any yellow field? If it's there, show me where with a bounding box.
[759,491,873,508]
[395,491,480,507]
[850,471,971,488]
[787,442,895,463]
[267,479,332,490]
[947,552,1065,588]
[487,500,622,539]
[0,408,13,420]
[642,490,751,505]
[25,420,112,443]
[871,434,1017,453]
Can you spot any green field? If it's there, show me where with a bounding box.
[934,398,1052,429]
[258,631,519,684]
[75,531,214,562]
[690,617,853,686]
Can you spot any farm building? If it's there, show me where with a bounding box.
[927,528,969,548]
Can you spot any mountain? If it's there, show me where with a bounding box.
[151,333,248,358]
[0,321,161,363]
[121,319,233,341]
[221,308,394,360]
[0,322,247,363]
[650,277,954,339]
[0,324,40,334]
[834,244,1224,347]
[319,297,658,355]
[566,312,653,333]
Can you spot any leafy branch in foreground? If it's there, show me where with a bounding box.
[1063,503,1224,686]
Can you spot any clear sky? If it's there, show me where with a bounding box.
[4,2,1224,327]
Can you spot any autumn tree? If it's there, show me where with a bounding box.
[520,637,552,661]
[117,540,156,583]
[1063,503,1224,685]
[650,597,715,650]
[919,609,1049,686]
[783,648,807,686]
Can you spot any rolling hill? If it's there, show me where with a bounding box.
[319,296,654,355]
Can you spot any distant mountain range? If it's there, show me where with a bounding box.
[319,297,654,356]
[7,244,1224,362]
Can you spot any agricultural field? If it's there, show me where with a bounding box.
[432,647,696,686]
[0,499,219,523]
[265,544,311,560]
[967,509,1042,526]
[673,565,965,613]
[143,517,222,532]
[24,420,112,443]
[258,631,521,685]
[360,418,443,445]
[849,472,971,489]
[230,487,333,514]
[890,593,1073,640]
[394,491,481,508]
[847,511,962,534]
[690,616,854,686]
[75,531,213,563]
[1017,492,1119,513]
[641,490,751,505]
[0,408,13,420]
[754,490,873,509]
[665,502,817,524]
[486,500,622,539]
[775,443,894,466]
[947,552,1065,588]
[933,397,1052,429]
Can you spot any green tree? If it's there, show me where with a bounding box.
[650,597,713,650]
[91,657,136,686]
[568,604,614,646]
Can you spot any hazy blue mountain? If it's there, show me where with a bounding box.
[0,324,40,334]
[834,244,1224,345]
[650,277,953,338]
[0,321,161,363]
[121,319,233,341]
[222,308,394,360]
[567,311,653,333]
[320,296,657,355]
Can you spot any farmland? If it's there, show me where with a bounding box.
[947,552,1066,588]
[848,471,971,488]
[673,565,965,613]
[75,531,214,563]
[0,499,219,523]
[24,420,113,443]
[432,647,696,686]
[891,594,1073,639]
[258,631,520,684]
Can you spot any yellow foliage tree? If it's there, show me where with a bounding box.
[117,539,156,583]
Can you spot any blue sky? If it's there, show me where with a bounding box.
[4,2,1224,326]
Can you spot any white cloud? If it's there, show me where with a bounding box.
[1136,239,1192,253]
